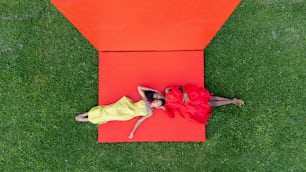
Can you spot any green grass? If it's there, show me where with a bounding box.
[1,0,305,171]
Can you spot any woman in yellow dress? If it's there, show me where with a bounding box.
[75,86,165,138]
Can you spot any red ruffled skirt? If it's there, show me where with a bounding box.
[165,84,212,124]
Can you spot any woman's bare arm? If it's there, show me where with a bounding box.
[128,113,153,139]
[138,86,160,100]
[178,86,190,103]
[137,86,146,99]
[138,86,160,93]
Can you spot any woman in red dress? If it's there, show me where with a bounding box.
[164,84,244,124]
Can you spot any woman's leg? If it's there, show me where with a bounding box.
[75,112,89,122]
[211,96,230,101]
[208,98,244,107]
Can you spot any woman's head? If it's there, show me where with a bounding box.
[153,92,164,99]
[150,99,166,108]
[145,90,164,101]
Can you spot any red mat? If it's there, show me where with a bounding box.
[98,51,205,142]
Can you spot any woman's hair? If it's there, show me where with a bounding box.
[144,90,156,102]
[144,91,166,106]
[160,98,166,106]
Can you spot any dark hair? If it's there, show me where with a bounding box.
[160,98,166,106]
[144,90,156,102]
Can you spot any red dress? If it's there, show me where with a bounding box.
[165,84,212,124]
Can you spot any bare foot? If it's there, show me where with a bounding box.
[232,98,244,106]
[75,113,89,122]
[75,116,89,122]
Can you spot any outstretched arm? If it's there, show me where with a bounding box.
[128,113,153,139]
[138,86,160,92]
[178,86,190,103]
[138,86,161,100]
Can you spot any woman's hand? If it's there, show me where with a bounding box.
[178,86,190,103]
[158,106,166,111]
[165,88,171,94]
[128,133,134,139]
[183,93,190,103]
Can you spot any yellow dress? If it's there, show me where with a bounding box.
[88,96,150,124]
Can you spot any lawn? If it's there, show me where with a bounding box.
[0,0,305,171]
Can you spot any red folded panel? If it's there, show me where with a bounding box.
[51,0,241,51]
[98,51,206,142]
